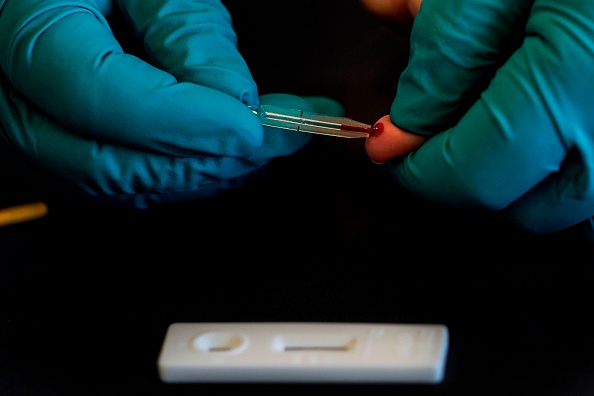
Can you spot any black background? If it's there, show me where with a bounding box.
[1,1,593,395]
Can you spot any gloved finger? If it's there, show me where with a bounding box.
[0,0,262,158]
[390,0,594,235]
[0,75,268,208]
[115,0,258,104]
[0,82,324,208]
[392,0,533,135]
[388,90,567,211]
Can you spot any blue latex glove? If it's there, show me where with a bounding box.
[377,0,594,239]
[0,0,332,208]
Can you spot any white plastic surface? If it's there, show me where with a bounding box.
[157,322,449,383]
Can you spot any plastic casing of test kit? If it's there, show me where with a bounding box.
[157,322,449,383]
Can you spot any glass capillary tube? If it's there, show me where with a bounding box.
[249,105,373,138]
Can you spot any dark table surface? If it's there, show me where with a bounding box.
[2,1,593,395]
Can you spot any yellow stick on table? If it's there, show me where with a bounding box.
[0,201,48,227]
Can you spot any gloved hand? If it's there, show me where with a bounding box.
[0,0,334,208]
[364,0,594,239]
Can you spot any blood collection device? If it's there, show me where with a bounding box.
[157,322,449,383]
[249,105,376,138]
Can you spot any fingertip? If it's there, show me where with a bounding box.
[365,115,428,164]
